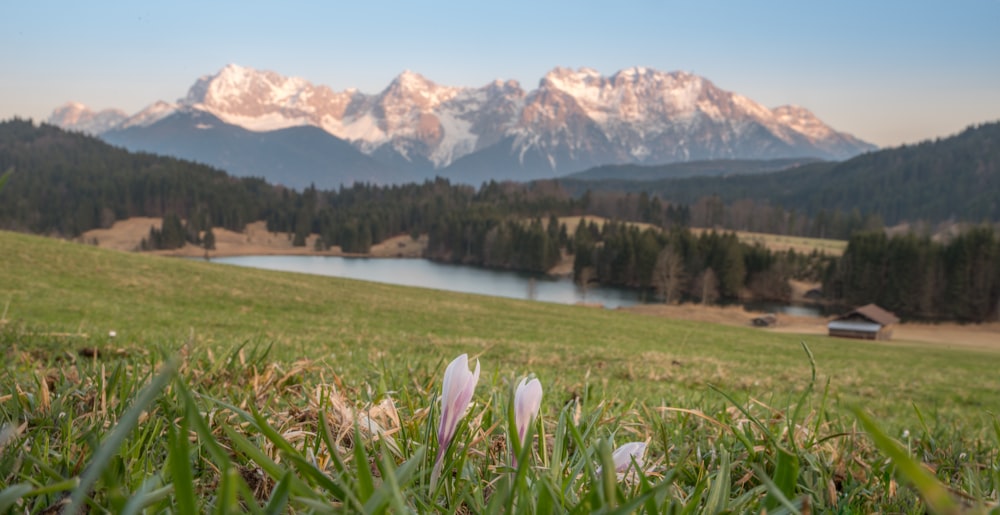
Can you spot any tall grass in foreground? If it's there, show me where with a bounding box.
[1,324,998,513]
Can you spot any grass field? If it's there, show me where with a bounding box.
[688,228,847,256]
[1,230,998,513]
[559,216,846,256]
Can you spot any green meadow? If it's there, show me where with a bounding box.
[2,229,998,513]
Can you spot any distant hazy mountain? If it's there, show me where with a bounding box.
[49,64,876,187]
[102,109,401,189]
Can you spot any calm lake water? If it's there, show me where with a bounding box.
[211,255,641,308]
[210,255,824,316]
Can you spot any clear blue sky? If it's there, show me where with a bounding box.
[2,0,997,148]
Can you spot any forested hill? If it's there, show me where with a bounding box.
[0,118,281,236]
[0,119,584,257]
[561,158,819,182]
[560,122,1000,226]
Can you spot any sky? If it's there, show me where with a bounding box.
[1,1,998,148]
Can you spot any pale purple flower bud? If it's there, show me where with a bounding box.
[431,353,480,490]
[596,441,648,477]
[514,377,542,444]
[611,441,647,473]
[437,354,480,456]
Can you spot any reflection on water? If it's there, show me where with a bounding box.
[210,255,826,317]
[211,255,641,308]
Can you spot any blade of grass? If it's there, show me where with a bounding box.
[214,466,239,515]
[218,423,315,499]
[0,484,33,512]
[362,445,410,514]
[168,415,197,515]
[263,472,292,515]
[352,425,375,502]
[606,478,674,515]
[765,447,799,512]
[854,408,959,515]
[703,448,731,514]
[753,464,801,515]
[24,478,79,498]
[120,483,174,515]
[64,358,176,515]
[709,383,777,448]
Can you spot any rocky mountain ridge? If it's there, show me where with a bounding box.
[48,64,876,186]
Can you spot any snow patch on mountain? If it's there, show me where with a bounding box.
[430,107,476,167]
[210,110,312,132]
[323,113,387,150]
[772,105,835,141]
[119,101,177,129]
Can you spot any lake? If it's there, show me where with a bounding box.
[211,255,641,308]
[210,255,825,316]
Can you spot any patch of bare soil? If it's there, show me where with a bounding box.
[892,322,1000,351]
[547,250,574,277]
[80,218,428,259]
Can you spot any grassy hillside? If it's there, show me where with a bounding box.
[2,230,998,512]
[2,229,994,423]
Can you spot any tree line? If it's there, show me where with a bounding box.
[571,220,832,304]
[824,227,1000,322]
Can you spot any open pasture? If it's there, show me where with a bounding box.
[1,230,997,512]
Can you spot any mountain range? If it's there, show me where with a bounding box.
[48,64,876,189]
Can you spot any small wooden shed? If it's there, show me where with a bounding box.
[827,304,900,340]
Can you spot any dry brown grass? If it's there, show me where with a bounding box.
[80,218,428,258]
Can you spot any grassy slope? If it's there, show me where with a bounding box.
[2,230,997,430]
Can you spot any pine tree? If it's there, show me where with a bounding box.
[203,226,216,251]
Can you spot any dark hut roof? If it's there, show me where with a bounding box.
[836,304,900,326]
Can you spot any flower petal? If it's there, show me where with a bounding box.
[611,441,647,473]
[514,377,542,443]
[437,354,480,449]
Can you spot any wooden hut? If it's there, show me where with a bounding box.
[827,304,900,340]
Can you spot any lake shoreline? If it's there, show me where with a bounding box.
[79,217,1000,349]
[80,217,577,274]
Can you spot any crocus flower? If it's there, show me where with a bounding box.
[610,441,647,473]
[431,353,480,489]
[596,441,647,477]
[514,377,542,444]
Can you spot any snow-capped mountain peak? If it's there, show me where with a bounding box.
[381,70,461,109]
[46,102,127,135]
[47,64,876,184]
[179,63,358,133]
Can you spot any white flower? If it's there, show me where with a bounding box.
[597,441,648,477]
[514,377,542,445]
[431,354,480,489]
[437,354,480,453]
